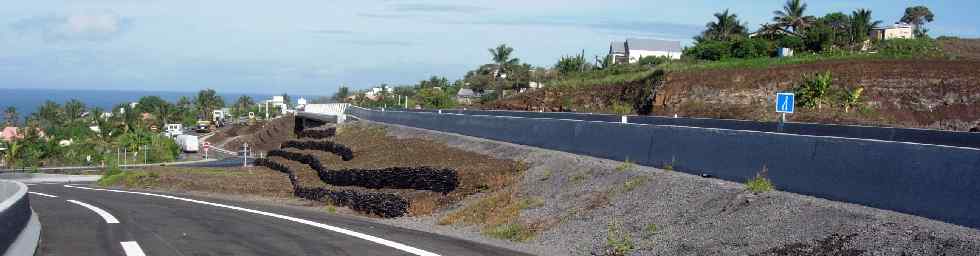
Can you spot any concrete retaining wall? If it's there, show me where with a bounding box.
[348,107,980,229]
[0,180,39,256]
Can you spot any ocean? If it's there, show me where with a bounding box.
[0,88,323,117]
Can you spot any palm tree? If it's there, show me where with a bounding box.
[701,9,747,41]
[234,95,255,116]
[773,0,816,34]
[37,100,63,129]
[63,99,86,123]
[851,9,881,45]
[194,89,224,121]
[3,106,18,126]
[154,102,175,125]
[489,44,520,99]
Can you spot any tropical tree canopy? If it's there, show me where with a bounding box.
[699,9,747,42]
[850,9,881,44]
[194,89,224,121]
[773,0,816,34]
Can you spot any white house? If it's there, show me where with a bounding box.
[263,96,289,114]
[364,86,394,101]
[870,22,914,41]
[609,38,683,64]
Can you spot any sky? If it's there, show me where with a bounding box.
[1,0,977,96]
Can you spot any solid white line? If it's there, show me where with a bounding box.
[28,192,58,198]
[64,185,440,256]
[120,241,147,256]
[66,200,120,224]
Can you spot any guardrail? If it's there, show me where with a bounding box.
[348,106,980,230]
[0,180,40,256]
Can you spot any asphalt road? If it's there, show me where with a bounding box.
[26,182,529,256]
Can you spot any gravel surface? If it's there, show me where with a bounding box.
[372,120,980,256]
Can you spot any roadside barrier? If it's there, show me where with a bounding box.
[281,140,354,161]
[348,106,980,229]
[0,180,39,256]
[388,108,980,149]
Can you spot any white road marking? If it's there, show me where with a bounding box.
[28,192,58,198]
[66,200,120,224]
[120,241,147,256]
[64,185,441,256]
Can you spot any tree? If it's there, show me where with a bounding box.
[418,76,450,89]
[63,99,86,123]
[850,9,881,46]
[194,89,224,121]
[773,0,816,34]
[4,106,18,126]
[332,86,351,102]
[233,95,255,117]
[153,102,175,125]
[489,44,520,99]
[135,96,168,116]
[699,9,747,42]
[821,12,852,48]
[37,100,63,129]
[901,6,934,38]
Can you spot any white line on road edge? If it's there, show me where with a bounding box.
[64,185,441,256]
[66,200,120,224]
[28,192,58,198]
[120,241,147,256]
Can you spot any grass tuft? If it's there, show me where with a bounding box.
[483,223,535,242]
[746,166,774,193]
[605,220,635,256]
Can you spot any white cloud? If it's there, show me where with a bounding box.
[11,11,129,42]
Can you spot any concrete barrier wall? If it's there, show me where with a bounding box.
[348,107,980,229]
[391,109,980,149]
[0,180,39,256]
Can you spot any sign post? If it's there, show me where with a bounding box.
[203,142,210,160]
[775,92,795,132]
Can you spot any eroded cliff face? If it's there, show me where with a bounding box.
[487,59,979,131]
[654,59,980,130]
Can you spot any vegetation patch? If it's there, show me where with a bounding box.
[746,167,775,194]
[439,188,538,241]
[602,220,636,256]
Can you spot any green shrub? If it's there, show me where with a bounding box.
[637,56,670,66]
[877,38,943,58]
[732,37,773,58]
[794,72,834,109]
[685,40,733,61]
[746,166,774,193]
[778,36,805,51]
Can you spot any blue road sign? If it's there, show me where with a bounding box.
[776,93,795,113]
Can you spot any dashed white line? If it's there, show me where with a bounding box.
[28,192,58,198]
[64,185,441,256]
[120,241,147,256]
[66,200,120,224]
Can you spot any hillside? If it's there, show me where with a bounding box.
[489,45,980,131]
